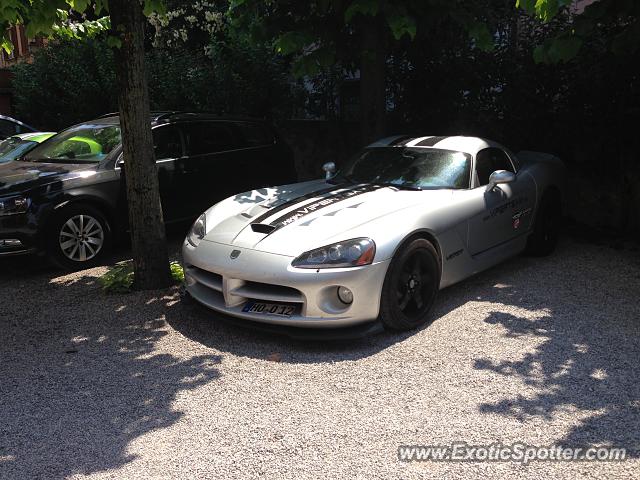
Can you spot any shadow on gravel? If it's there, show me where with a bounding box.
[472,264,640,456]
[167,239,640,458]
[0,269,221,478]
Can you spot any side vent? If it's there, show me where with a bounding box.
[251,223,276,234]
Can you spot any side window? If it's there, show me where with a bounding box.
[183,122,238,156]
[0,120,19,137]
[236,122,274,147]
[475,148,515,186]
[153,125,183,160]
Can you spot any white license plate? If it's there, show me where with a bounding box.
[242,301,296,317]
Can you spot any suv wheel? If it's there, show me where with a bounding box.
[48,204,112,270]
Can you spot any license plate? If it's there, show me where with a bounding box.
[242,301,296,317]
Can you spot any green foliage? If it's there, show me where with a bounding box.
[516,0,573,22]
[170,261,185,283]
[0,0,167,52]
[99,261,135,293]
[517,0,640,62]
[100,260,183,293]
[13,30,300,129]
[228,0,498,79]
[12,38,117,130]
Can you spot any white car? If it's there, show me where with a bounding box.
[182,135,565,333]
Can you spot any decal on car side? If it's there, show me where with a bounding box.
[482,196,528,222]
[512,207,532,229]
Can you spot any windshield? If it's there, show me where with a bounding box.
[338,147,471,189]
[23,124,121,163]
[0,138,38,163]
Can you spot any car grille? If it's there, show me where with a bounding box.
[185,265,305,309]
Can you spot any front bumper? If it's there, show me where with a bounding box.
[182,239,391,329]
[0,213,39,256]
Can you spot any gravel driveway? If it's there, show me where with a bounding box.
[1,237,639,479]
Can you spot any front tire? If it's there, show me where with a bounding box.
[47,204,112,270]
[380,238,440,331]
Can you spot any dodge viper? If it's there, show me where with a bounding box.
[182,135,565,333]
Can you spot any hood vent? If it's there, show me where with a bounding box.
[251,223,276,234]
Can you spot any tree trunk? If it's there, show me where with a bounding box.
[359,15,388,145]
[110,0,172,290]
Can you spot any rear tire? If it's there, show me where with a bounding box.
[47,204,112,270]
[525,192,561,257]
[380,238,440,331]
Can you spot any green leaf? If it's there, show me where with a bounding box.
[106,35,122,49]
[69,0,90,13]
[469,21,495,52]
[344,0,379,23]
[517,0,574,22]
[533,44,547,63]
[0,36,13,54]
[143,0,166,17]
[274,31,312,55]
[547,35,582,62]
[387,13,416,40]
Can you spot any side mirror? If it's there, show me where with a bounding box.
[487,170,515,191]
[322,162,336,180]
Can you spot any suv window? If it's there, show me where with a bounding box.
[153,125,183,160]
[236,122,274,147]
[0,120,21,137]
[183,122,238,156]
[475,148,515,186]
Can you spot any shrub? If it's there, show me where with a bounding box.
[99,261,184,293]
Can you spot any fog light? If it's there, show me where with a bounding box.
[337,286,353,304]
[0,239,22,248]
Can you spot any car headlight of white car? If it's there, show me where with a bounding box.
[0,196,29,216]
[187,213,207,247]
[292,238,376,269]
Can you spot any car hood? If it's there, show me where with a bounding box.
[202,180,453,256]
[0,160,97,196]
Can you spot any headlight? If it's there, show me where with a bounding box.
[292,238,376,269]
[187,213,206,247]
[0,196,30,216]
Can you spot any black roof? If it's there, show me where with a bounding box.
[96,111,267,125]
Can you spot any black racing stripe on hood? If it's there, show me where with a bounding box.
[250,183,349,225]
[267,183,385,229]
[415,136,449,146]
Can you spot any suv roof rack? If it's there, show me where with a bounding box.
[97,111,179,120]
[97,111,267,123]
[154,111,267,123]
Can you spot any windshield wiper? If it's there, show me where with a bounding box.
[374,182,422,191]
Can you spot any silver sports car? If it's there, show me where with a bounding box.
[182,135,565,332]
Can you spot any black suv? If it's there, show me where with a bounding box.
[0,112,296,267]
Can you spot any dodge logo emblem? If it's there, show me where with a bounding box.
[230,249,241,259]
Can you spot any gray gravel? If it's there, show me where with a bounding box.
[1,238,639,479]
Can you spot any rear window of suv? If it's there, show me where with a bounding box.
[183,122,238,156]
[235,122,274,147]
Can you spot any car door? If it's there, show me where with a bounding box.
[116,125,185,224]
[180,121,247,214]
[466,147,536,256]
[152,124,185,222]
